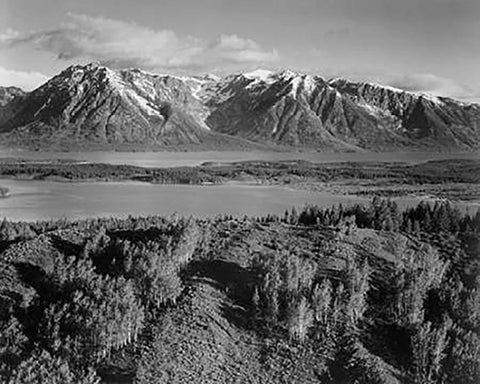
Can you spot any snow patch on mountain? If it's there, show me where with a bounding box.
[104,68,162,117]
[243,70,278,89]
[243,69,275,82]
[367,82,406,94]
[289,76,303,98]
[359,102,383,117]
[418,93,444,105]
[303,76,318,94]
[278,70,298,81]
[126,91,161,117]
[203,74,221,82]
[130,76,158,100]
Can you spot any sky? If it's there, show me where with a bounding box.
[0,0,479,102]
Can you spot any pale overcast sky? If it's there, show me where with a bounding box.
[0,0,479,101]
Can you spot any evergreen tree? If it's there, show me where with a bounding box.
[7,350,100,384]
[287,296,313,343]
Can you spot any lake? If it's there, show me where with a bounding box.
[0,179,370,221]
[0,150,478,168]
[0,179,477,222]
[0,151,478,222]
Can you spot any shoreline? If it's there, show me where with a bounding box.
[0,157,479,203]
[0,150,479,168]
[1,174,478,207]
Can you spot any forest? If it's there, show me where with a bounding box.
[0,158,478,186]
[0,198,479,383]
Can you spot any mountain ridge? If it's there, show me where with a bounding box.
[0,63,479,151]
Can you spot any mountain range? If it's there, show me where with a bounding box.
[0,63,479,151]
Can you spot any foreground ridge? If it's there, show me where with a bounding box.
[0,199,479,383]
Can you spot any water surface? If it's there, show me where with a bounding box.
[0,179,369,221]
[1,150,477,222]
[0,179,477,222]
[0,150,477,168]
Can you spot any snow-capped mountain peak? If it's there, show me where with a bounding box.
[0,63,478,151]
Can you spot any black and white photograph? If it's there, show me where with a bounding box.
[0,0,479,383]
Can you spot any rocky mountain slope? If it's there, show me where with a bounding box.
[0,64,228,149]
[0,64,479,151]
[0,86,26,125]
[330,78,480,149]
[0,86,25,107]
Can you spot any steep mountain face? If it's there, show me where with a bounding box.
[0,86,26,125]
[0,64,479,151]
[203,70,480,150]
[203,70,413,150]
[0,64,219,147]
[329,79,480,149]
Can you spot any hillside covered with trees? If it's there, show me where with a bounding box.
[0,199,479,383]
